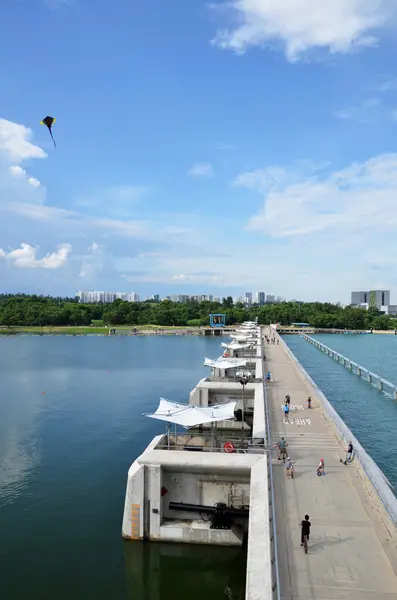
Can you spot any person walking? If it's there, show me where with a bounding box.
[345,441,354,464]
[283,403,290,419]
[300,515,311,546]
[285,394,291,406]
[278,437,288,461]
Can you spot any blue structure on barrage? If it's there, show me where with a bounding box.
[209,314,226,328]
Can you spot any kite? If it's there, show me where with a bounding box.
[40,116,56,148]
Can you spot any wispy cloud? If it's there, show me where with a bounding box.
[334,97,381,121]
[211,0,394,62]
[242,154,397,239]
[43,0,74,9]
[377,77,397,92]
[188,163,214,177]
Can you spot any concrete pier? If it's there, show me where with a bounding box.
[301,333,397,399]
[265,329,397,600]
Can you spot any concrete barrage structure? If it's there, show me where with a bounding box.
[122,322,397,600]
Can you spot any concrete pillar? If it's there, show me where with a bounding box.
[394,390,397,400]
[378,380,383,391]
[357,368,361,376]
[368,374,372,384]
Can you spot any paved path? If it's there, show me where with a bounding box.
[265,334,397,600]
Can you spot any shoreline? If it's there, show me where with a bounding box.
[0,326,205,336]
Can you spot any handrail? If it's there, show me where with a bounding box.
[261,330,281,600]
[301,333,397,398]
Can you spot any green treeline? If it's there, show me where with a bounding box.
[0,294,395,330]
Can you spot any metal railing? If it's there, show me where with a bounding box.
[262,332,281,600]
[154,432,266,454]
[301,334,397,399]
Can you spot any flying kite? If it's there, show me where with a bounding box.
[40,116,56,148]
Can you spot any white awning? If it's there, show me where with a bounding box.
[145,399,237,428]
[221,341,252,350]
[204,357,248,370]
[231,335,256,342]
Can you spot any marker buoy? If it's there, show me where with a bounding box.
[224,441,235,453]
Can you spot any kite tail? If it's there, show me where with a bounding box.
[49,128,56,149]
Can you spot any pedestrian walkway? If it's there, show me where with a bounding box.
[265,334,397,600]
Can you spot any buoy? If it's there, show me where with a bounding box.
[224,441,235,453]
[42,392,45,394]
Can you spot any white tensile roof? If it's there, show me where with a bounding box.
[203,356,248,370]
[221,341,252,350]
[145,398,237,428]
[231,335,256,342]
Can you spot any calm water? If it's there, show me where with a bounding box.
[284,334,397,490]
[0,336,246,600]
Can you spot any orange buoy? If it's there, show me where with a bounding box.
[224,441,235,453]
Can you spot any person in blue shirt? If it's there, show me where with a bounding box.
[283,403,289,418]
[266,371,271,381]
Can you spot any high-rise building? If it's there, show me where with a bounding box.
[77,290,139,303]
[255,292,265,305]
[245,292,253,305]
[266,295,275,303]
[152,294,160,302]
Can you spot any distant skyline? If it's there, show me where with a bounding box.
[2,2,397,302]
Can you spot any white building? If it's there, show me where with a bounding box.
[351,289,391,313]
[77,290,139,303]
[245,292,253,305]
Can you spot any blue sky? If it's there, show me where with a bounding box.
[1,0,397,302]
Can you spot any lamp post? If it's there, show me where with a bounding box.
[237,371,253,440]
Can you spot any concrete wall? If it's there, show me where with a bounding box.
[246,456,273,600]
[189,380,209,406]
[122,460,145,539]
[252,386,265,439]
[278,334,397,537]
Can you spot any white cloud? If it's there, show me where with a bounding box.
[79,241,105,279]
[188,163,214,177]
[243,154,397,238]
[0,243,71,269]
[0,119,47,163]
[334,97,381,120]
[9,165,41,187]
[211,0,394,61]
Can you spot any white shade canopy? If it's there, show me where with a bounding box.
[145,398,237,428]
[221,341,252,350]
[204,356,248,370]
[231,335,256,342]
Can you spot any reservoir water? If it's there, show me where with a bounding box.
[284,334,397,490]
[0,335,246,600]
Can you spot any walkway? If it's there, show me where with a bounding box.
[265,336,397,600]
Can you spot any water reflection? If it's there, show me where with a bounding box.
[124,541,246,600]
